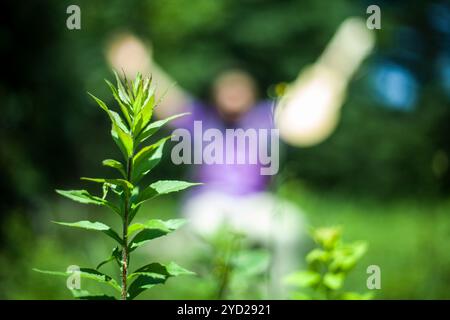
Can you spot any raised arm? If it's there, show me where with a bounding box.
[105,33,190,119]
[275,17,375,147]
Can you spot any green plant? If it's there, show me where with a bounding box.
[34,72,200,300]
[198,227,270,299]
[285,226,372,300]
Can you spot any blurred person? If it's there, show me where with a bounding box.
[106,19,374,297]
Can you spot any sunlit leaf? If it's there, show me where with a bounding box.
[81,177,133,196]
[96,246,122,270]
[88,92,108,112]
[105,79,132,126]
[312,226,342,250]
[52,220,122,245]
[284,270,321,288]
[132,72,142,97]
[55,189,120,216]
[137,113,189,145]
[114,70,131,107]
[109,111,133,159]
[133,94,155,136]
[306,248,330,264]
[340,292,374,300]
[131,137,169,183]
[33,268,121,292]
[70,289,116,300]
[134,180,201,208]
[323,272,345,290]
[127,262,194,299]
[128,219,186,251]
[102,159,126,178]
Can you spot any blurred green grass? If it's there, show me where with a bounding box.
[1,182,449,299]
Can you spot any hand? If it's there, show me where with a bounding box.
[105,32,153,79]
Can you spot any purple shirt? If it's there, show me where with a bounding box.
[173,100,275,197]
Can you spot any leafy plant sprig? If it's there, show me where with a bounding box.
[206,228,270,300]
[35,72,200,300]
[285,226,372,300]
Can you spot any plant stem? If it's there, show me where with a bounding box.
[121,157,132,300]
[216,233,240,299]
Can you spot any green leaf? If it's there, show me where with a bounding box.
[128,188,142,221]
[102,159,126,178]
[109,111,133,159]
[127,262,194,299]
[133,94,155,136]
[340,292,374,300]
[81,177,133,195]
[96,246,122,270]
[132,72,143,97]
[33,268,121,292]
[128,219,185,237]
[56,189,103,205]
[323,272,345,290]
[140,84,156,114]
[312,227,342,250]
[114,70,132,107]
[89,99,131,160]
[137,113,190,145]
[132,137,169,183]
[53,220,122,245]
[70,289,116,300]
[137,180,201,206]
[132,77,145,114]
[284,270,321,288]
[306,248,330,264]
[55,189,120,215]
[108,109,129,132]
[88,92,108,112]
[329,242,367,273]
[105,79,132,126]
[91,88,131,134]
[130,261,194,279]
[134,180,201,208]
[113,126,133,159]
[130,74,156,135]
[128,219,186,250]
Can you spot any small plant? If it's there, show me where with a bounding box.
[285,226,372,300]
[35,72,200,300]
[196,227,270,299]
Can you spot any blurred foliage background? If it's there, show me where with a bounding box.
[1,0,450,299]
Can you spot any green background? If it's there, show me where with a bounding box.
[1,0,449,299]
